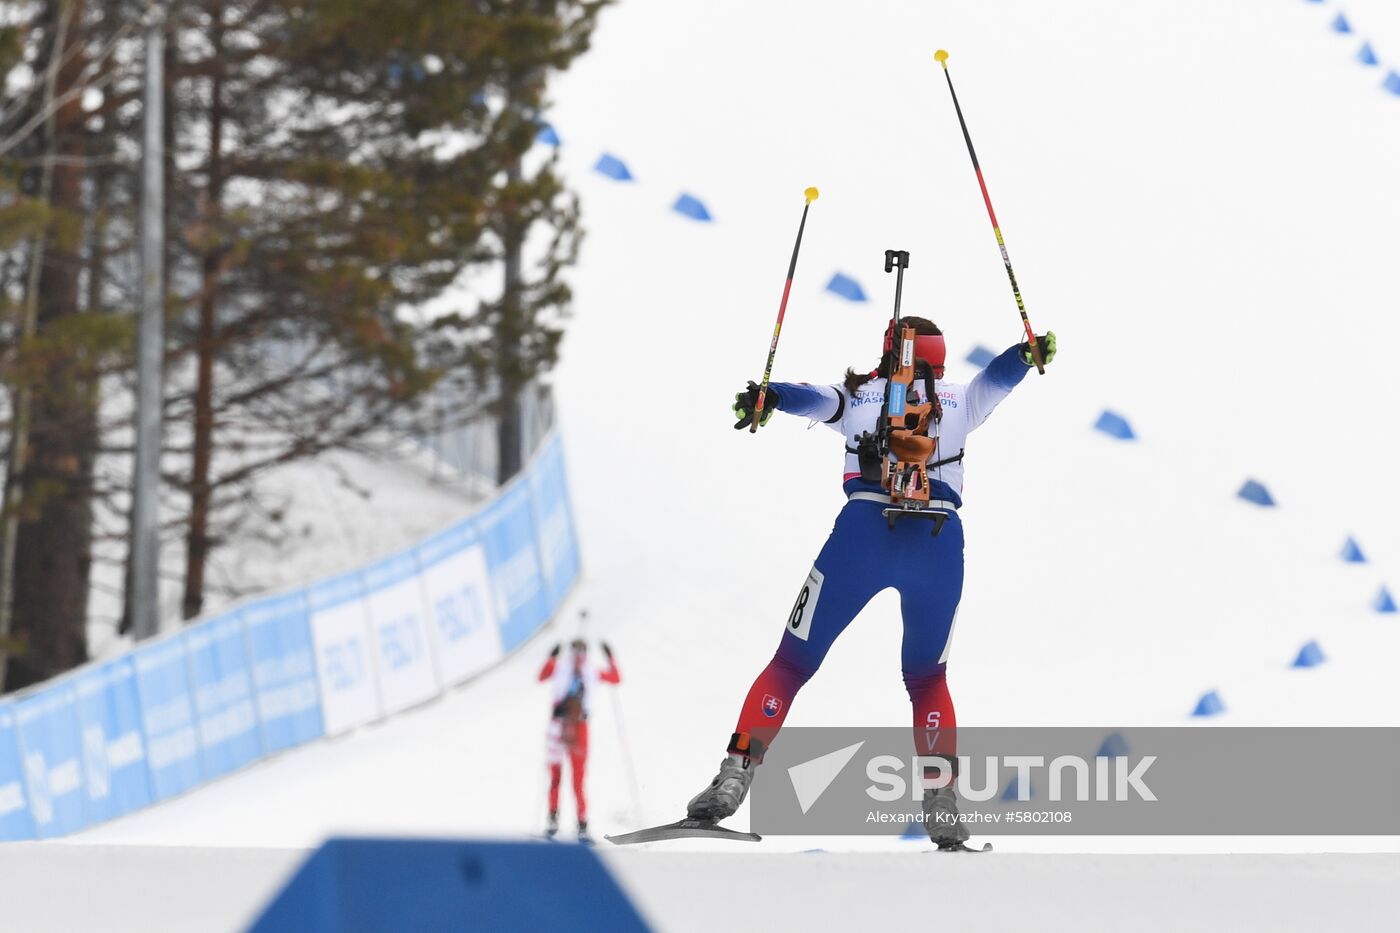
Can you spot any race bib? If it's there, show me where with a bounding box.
[786,567,825,641]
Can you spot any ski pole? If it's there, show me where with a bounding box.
[933,50,1045,374]
[607,682,644,827]
[751,186,820,433]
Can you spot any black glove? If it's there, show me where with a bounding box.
[733,381,781,430]
[548,643,561,659]
[1019,331,1057,366]
[601,641,614,659]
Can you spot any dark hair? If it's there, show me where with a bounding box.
[844,317,942,394]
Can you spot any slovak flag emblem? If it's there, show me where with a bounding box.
[762,694,783,718]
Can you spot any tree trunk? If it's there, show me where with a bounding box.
[6,0,93,689]
[182,2,225,621]
[495,158,524,485]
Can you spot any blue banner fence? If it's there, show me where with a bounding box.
[0,430,581,840]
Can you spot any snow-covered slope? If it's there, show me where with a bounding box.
[86,444,488,658]
[75,0,1400,850]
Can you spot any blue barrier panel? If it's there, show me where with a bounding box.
[417,519,505,686]
[1332,12,1352,33]
[186,612,264,780]
[14,684,89,837]
[307,571,382,735]
[361,550,439,714]
[1192,690,1225,717]
[0,701,36,841]
[133,636,204,801]
[1358,42,1379,66]
[72,658,151,823]
[1094,410,1137,440]
[536,124,561,147]
[528,434,582,614]
[825,272,867,302]
[1340,536,1367,563]
[478,480,551,653]
[594,153,633,181]
[250,838,650,933]
[1236,479,1275,507]
[240,592,324,754]
[1292,640,1325,668]
[672,193,712,222]
[965,345,996,368]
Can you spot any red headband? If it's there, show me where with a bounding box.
[883,322,947,375]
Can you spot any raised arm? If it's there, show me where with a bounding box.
[732,381,844,430]
[598,642,621,684]
[538,643,560,682]
[965,332,1056,431]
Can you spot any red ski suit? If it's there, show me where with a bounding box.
[539,649,620,821]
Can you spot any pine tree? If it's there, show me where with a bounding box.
[1,0,608,684]
[160,0,606,617]
[0,0,130,689]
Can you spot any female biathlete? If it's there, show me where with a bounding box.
[686,318,1055,848]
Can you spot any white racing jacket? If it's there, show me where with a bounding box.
[769,343,1029,505]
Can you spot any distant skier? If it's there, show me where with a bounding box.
[539,635,621,841]
[687,318,1055,849]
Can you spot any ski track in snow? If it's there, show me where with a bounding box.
[69,0,1400,867]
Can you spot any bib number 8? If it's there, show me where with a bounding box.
[786,566,824,642]
[789,587,810,630]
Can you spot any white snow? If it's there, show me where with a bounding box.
[87,442,489,658]
[2,845,1396,933]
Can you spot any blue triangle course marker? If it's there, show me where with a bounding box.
[672,193,712,222]
[1237,479,1275,507]
[1096,732,1130,759]
[250,838,650,932]
[1093,410,1136,440]
[593,153,634,181]
[1292,640,1326,668]
[1192,690,1225,717]
[1332,13,1352,33]
[1384,70,1400,96]
[536,125,561,147]
[1376,586,1398,614]
[1340,537,1367,563]
[901,820,925,840]
[1358,42,1380,66]
[965,345,996,368]
[825,272,868,302]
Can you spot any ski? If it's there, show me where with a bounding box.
[604,818,762,846]
[935,841,993,853]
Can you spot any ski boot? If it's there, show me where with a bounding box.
[545,809,559,840]
[922,786,983,852]
[686,753,757,822]
[577,819,593,846]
